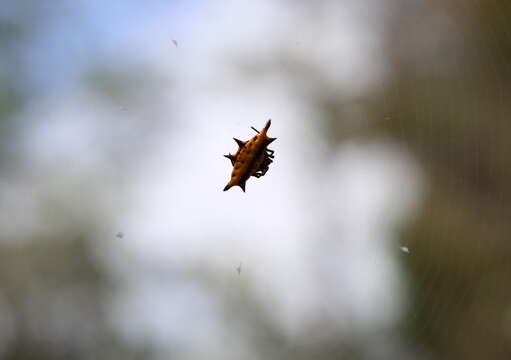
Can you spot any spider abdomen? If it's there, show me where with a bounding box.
[223,120,276,192]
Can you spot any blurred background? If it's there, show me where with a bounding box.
[1,0,510,359]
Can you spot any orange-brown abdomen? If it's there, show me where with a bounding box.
[223,119,276,192]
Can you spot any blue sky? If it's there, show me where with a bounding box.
[5,0,198,93]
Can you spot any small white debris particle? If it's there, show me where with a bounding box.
[400,246,410,253]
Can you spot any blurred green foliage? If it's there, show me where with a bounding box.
[366,2,511,359]
[0,3,151,359]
